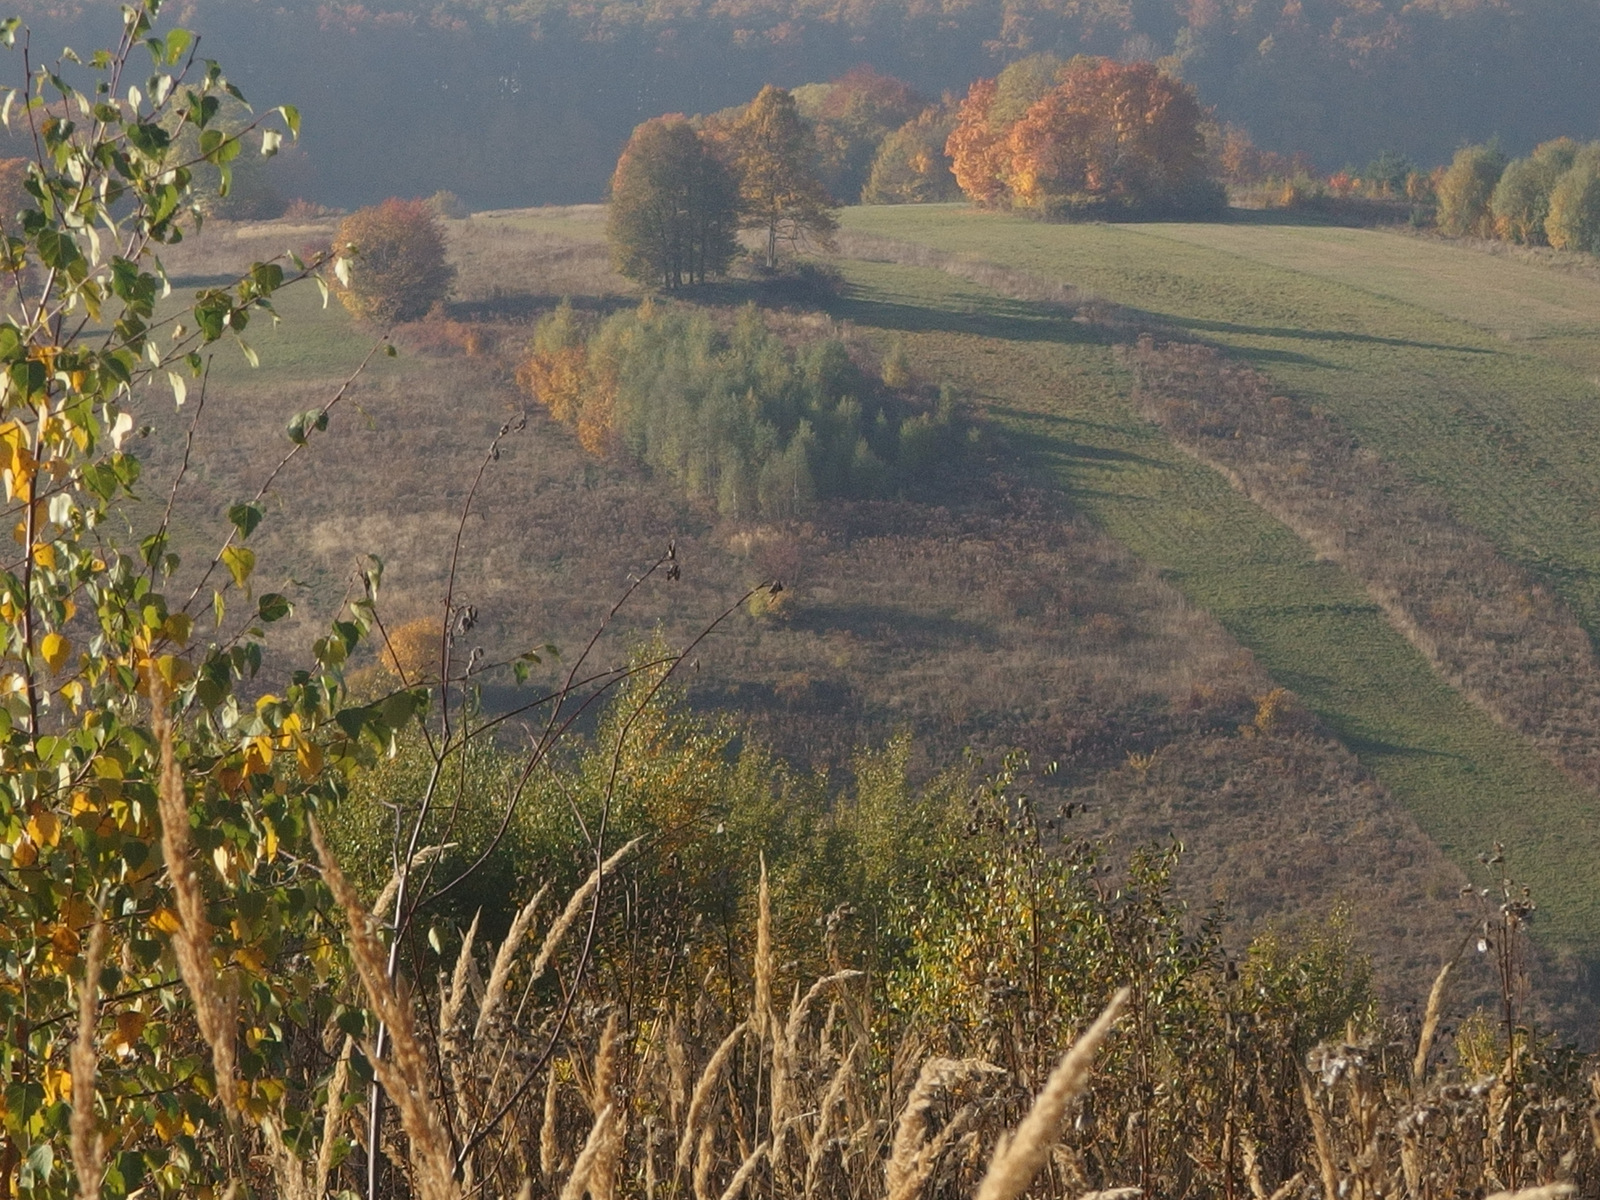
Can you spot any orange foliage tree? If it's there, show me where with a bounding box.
[1007,58,1220,217]
[333,197,455,323]
[945,78,1013,206]
[948,59,1222,218]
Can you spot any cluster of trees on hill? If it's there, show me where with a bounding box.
[517,300,965,517]
[1437,140,1600,253]
[947,53,1222,217]
[608,85,840,287]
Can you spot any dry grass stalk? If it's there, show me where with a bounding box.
[149,670,238,1116]
[559,1103,615,1200]
[717,1140,769,1200]
[754,856,774,1041]
[1413,959,1454,1090]
[316,1037,354,1199]
[803,1041,860,1200]
[541,1063,563,1179]
[589,1013,624,1200]
[1077,1190,1142,1200]
[531,836,644,982]
[442,909,481,1043]
[887,1057,1007,1200]
[311,818,458,1200]
[692,1125,717,1200]
[69,912,108,1200]
[474,882,550,1038]
[371,842,459,927]
[1299,1066,1340,1200]
[1484,1187,1576,1200]
[1267,1173,1306,1200]
[974,987,1130,1200]
[677,1020,751,1171]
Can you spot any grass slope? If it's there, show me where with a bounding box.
[822,251,1600,959]
[840,208,1600,649]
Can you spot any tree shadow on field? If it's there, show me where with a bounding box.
[1167,314,1499,356]
[823,285,1112,348]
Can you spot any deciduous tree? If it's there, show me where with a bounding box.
[1493,138,1580,245]
[1006,58,1219,217]
[1435,143,1506,237]
[334,197,455,323]
[808,66,925,202]
[945,78,1013,207]
[607,114,739,289]
[864,105,961,204]
[1546,143,1600,254]
[723,85,837,269]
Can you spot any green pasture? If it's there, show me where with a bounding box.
[840,207,1600,648]
[821,253,1600,960]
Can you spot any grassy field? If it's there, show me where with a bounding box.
[841,208,1600,649]
[817,232,1600,963]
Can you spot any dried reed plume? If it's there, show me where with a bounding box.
[717,1140,769,1200]
[589,1013,623,1200]
[372,842,459,927]
[541,1065,562,1178]
[677,1021,751,1171]
[311,818,458,1200]
[69,911,108,1200]
[1413,958,1454,1089]
[442,909,481,1043]
[149,670,238,1116]
[531,837,644,983]
[1299,1066,1339,1200]
[316,1037,353,1199]
[475,882,549,1038]
[974,987,1130,1200]
[754,856,774,1040]
[559,1103,615,1200]
[887,1057,1007,1200]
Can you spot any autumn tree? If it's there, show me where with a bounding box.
[1435,143,1506,237]
[723,85,837,269]
[945,79,1013,206]
[1546,143,1600,254]
[334,196,455,323]
[607,114,739,289]
[1493,138,1580,244]
[806,66,926,202]
[864,105,962,204]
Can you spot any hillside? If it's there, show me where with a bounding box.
[837,204,1600,975]
[124,206,1600,1020]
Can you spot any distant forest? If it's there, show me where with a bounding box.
[7,0,1599,207]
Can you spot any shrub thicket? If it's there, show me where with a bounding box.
[517,300,965,517]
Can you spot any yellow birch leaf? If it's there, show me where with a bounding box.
[31,542,54,570]
[40,631,70,673]
[26,810,59,847]
[148,907,181,934]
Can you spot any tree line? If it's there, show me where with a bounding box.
[1437,139,1600,253]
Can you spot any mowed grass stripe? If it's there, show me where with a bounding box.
[839,207,1600,645]
[826,257,1600,955]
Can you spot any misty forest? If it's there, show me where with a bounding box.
[5,1,1600,1199]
